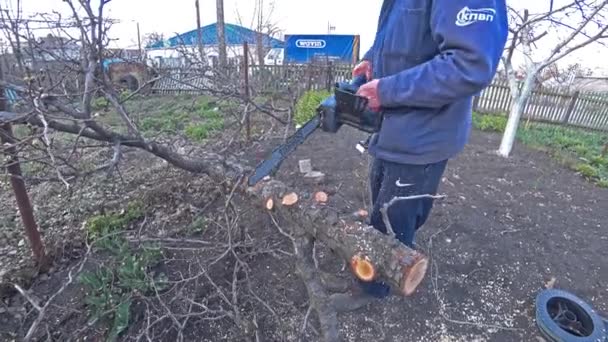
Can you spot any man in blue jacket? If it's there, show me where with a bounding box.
[350,0,508,299]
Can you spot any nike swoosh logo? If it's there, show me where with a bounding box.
[396,179,413,187]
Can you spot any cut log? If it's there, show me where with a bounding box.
[282,192,298,206]
[354,209,368,219]
[323,221,428,296]
[265,198,274,210]
[247,178,429,297]
[350,254,375,281]
[314,191,328,204]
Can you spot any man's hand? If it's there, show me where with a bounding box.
[353,60,373,81]
[356,79,380,112]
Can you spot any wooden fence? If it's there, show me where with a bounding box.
[150,63,354,98]
[474,80,608,131]
[150,63,608,132]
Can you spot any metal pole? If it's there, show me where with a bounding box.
[137,22,142,61]
[0,68,47,266]
[0,124,47,265]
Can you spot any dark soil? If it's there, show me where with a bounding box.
[1,121,606,342]
[266,125,608,341]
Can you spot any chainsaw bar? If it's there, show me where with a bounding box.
[247,116,321,186]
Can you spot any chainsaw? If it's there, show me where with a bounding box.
[247,74,382,187]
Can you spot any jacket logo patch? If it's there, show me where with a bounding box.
[455,6,496,26]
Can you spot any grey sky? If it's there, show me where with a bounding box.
[10,0,608,75]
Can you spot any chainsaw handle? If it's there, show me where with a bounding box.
[351,74,368,89]
[336,74,368,96]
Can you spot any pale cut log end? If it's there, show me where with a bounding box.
[265,198,274,210]
[314,191,328,204]
[355,209,368,218]
[282,192,299,206]
[400,255,428,296]
[350,254,375,282]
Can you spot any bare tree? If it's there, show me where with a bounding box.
[216,0,227,68]
[541,62,594,86]
[234,0,282,65]
[498,0,608,157]
[142,32,165,48]
[195,0,205,63]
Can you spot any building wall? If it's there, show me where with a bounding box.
[145,44,264,68]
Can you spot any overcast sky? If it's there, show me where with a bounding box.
[8,0,608,75]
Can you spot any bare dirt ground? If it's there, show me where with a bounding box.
[1,119,607,341]
[256,125,608,342]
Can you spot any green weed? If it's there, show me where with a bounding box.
[183,107,224,141]
[294,89,331,126]
[184,120,223,141]
[139,111,190,132]
[575,163,600,179]
[136,96,225,141]
[79,243,164,341]
[80,202,166,341]
[188,216,207,233]
[85,201,144,241]
[472,112,608,187]
[471,112,507,133]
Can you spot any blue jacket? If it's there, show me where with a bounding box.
[364,0,508,165]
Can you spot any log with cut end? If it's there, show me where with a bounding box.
[320,221,428,296]
[247,178,429,297]
[350,254,375,281]
[282,192,299,206]
[314,191,328,204]
[353,209,368,220]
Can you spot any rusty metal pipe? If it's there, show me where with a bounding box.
[1,122,47,265]
[0,70,47,266]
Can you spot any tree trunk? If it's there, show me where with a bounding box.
[215,0,227,69]
[256,0,266,66]
[195,0,205,63]
[256,32,265,66]
[497,73,536,157]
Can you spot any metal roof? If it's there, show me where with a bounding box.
[147,23,284,49]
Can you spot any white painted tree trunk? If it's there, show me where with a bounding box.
[497,72,536,157]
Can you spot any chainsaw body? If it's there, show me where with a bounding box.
[318,75,383,134]
[247,75,382,186]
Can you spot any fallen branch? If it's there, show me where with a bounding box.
[293,234,339,341]
[380,194,447,238]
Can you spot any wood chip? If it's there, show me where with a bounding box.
[298,159,312,174]
[265,198,274,210]
[281,192,299,206]
[314,191,328,203]
[355,209,368,218]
